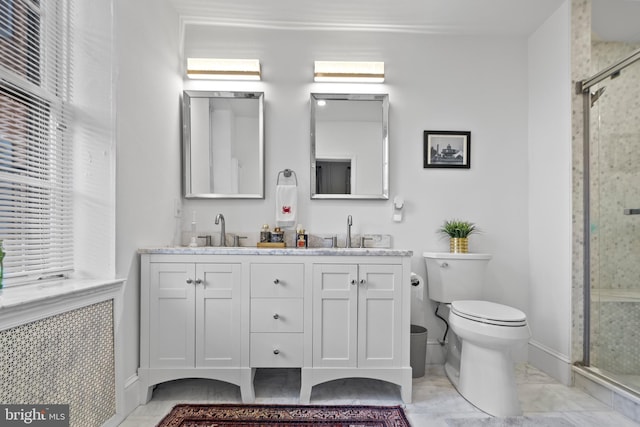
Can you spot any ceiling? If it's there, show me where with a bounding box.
[168,0,563,36]
[168,0,640,42]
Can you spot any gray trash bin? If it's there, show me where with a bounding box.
[410,325,428,378]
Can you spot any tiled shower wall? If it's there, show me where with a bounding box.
[0,301,116,427]
[588,41,640,374]
[591,301,640,374]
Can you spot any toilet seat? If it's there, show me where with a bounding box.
[451,300,527,327]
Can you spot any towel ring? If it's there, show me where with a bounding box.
[277,169,298,186]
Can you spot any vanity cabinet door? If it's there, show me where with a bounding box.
[357,264,403,368]
[312,264,358,367]
[195,263,242,367]
[147,262,241,369]
[148,262,196,368]
[312,263,402,368]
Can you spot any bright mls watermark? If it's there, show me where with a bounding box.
[0,405,69,426]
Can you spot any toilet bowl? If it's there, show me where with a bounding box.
[423,253,531,417]
[447,300,530,417]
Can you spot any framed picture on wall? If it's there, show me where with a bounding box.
[423,130,471,169]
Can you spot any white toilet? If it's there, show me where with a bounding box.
[423,252,531,417]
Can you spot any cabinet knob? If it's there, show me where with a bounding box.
[359,279,366,285]
[273,349,280,355]
[273,313,280,320]
[273,279,280,284]
[186,278,194,284]
[195,279,203,285]
[350,279,357,285]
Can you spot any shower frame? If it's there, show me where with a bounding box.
[579,47,640,370]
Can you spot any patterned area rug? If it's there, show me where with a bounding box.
[157,404,411,426]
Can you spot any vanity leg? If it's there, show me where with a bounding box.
[240,368,256,403]
[299,368,312,404]
[141,385,154,404]
[299,386,311,404]
[137,370,154,404]
[400,368,413,403]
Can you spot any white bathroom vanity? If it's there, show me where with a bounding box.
[138,247,412,404]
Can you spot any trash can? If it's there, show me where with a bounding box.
[410,325,428,378]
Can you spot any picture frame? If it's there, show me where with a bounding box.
[423,130,471,169]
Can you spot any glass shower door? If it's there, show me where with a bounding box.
[588,45,640,392]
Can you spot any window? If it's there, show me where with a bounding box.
[0,0,74,285]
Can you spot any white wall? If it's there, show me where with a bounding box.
[181,25,532,360]
[111,6,574,402]
[527,1,573,384]
[114,0,181,411]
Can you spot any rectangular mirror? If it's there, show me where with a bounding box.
[183,90,264,198]
[310,93,389,199]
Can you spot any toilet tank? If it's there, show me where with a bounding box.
[423,252,492,303]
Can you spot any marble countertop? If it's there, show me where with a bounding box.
[139,246,413,257]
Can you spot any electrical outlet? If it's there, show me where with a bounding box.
[174,199,183,218]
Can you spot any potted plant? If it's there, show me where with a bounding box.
[438,219,478,253]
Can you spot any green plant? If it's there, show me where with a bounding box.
[438,219,478,238]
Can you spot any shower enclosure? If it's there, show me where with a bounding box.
[581,45,640,394]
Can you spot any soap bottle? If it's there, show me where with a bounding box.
[188,211,198,247]
[296,225,308,248]
[271,227,284,243]
[260,224,271,243]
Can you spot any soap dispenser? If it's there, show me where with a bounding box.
[260,224,271,243]
[188,211,198,247]
[296,225,308,248]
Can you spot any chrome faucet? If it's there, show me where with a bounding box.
[346,215,353,248]
[215,213,226,246]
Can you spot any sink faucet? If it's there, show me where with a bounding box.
[215,213,226,246]
[346,215,353,248]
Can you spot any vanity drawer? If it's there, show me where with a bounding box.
[250,333,303,367]
[250,263,304,298]
[251,298,303,333]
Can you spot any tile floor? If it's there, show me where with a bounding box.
[119,364,639,426]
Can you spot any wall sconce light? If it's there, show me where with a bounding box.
[187,58,261,80]
[314,61,384,83]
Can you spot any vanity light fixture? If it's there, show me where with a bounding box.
[314,61,385,83]
[187,58,261,80]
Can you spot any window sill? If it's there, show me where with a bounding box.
[0,278,125,328]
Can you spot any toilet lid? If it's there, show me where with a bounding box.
[451,300,527,327]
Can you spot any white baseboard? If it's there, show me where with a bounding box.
[102,415,124,427]
[528,339,572,385]
[118,374,141,420]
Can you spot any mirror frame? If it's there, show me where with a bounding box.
[182,90,264,199]
[310,93,389,200]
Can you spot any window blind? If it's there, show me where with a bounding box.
[0,0,75,285]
